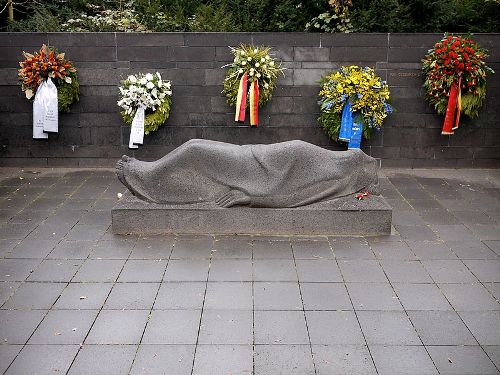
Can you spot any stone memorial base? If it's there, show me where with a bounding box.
[112,192,392,236]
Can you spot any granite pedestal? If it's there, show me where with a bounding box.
[111,192,392,236]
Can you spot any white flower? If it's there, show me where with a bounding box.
[156,72,162,80]
[261,57,265,63]
[256,73,261,78]
[269,61,275,66]
[165,82,171,88]
[249,71,254,76]
[238,69,243,74]
[262,65,267,69]
[265,55,270,60]
[241,61,246,66]
[253,49,258,53]
[146,81,154,89]
[145,73,154,81]
[240,51,245,56]
[247,57,251,61]
[166,90,172,95]
[140,77,147,85]
[255,62,260,68]
[128,75,137,83]
[151,88,158,97]
[264,83,269,88]
[250,68,254,72]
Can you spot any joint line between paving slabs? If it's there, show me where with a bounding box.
[251,237,256,375]
[291,237,318,375]
[368,238,442,375]
[328,237,380,375]
[127,234,176,374]
[64,233,134,375]
[189,235,215,375]
[1,176,91,375]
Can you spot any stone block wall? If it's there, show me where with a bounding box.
[0,32,498,167]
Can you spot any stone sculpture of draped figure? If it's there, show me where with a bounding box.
[116,139,379,208]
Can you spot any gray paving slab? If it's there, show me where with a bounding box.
[0,345,22,374]
[347,282,403,310]
[204,282,252,310]
[130,235,175,259]
[117,260,167,282]
[291,239,334,259]
[427,345,498,375]
[164,259,210,281]
[90,239,135,259]
[330,237,375,259]
[408,310,477,345]
[6,239,57,259]
[85,310,149,344]
[0,258,41,281]
[53,282,112,309]
[130,344,195,375]
[369,345,438,375]
[193,345,253,375]
[171,235,214,259]
[338,260,388,282]
[253,259,297,281]
[0,282,19,305]
[439,283,500,311]
[467,224,500,241]
[154,281,206,310]
[483,346,500,370]
[27,259,82,282]
[212,235,252,258]
[29,309,98,344]
[300,282,352,310]
[73,259,125,282]
[406,240,458,260]
[142,309,202,344]
[371,241,416,260]
[484,241,500,257]
[254,345,315,375]
[312,345,377,375]
[47,240,96,259]
[3,282,66,309]
[463,260,500,282]
[104,283,160,309]
[5,344,80,375]
[306,310,364,345]
[66,224,107,241]
[422,260,478,283]
[68,345,137,375]
[394,225,438,241]
[459,311,500,345]
[357,311,421,345]
[255,310,309,344]
[484,282,500,300]
[431,224,478,241]
[208,259,253,281]
[446,240,499,259]
[296,259,343,282]
[393,283,452,310]
[253,240,293,259]
[254,281,302,310]
[198,309,253,344]
[0,309,47,344]
[381,260,433,283]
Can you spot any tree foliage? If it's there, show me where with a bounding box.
[1,0,499,32]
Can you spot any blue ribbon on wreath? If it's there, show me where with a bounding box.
[339,101,363,150]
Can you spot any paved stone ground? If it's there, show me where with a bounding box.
[0,167,499,375]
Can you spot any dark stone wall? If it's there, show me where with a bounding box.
[0,32,498,168]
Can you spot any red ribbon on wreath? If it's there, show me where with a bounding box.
[234,73,259,127]
[442,76,462,135]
